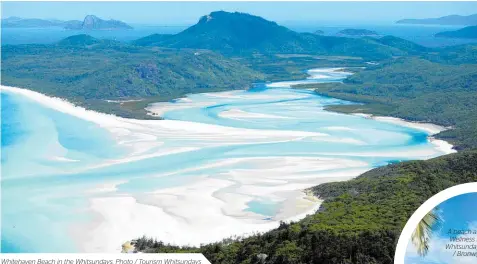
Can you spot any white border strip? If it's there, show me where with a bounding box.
[394,182,477,263]
[0,254,211,264]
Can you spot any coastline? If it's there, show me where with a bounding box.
[352,113,456,154]
[0,79,456,253]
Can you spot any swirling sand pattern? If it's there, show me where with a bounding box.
[0,68,452,252]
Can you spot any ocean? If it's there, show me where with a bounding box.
[2,23,476,47]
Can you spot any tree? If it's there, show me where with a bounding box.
[411,209,441,256]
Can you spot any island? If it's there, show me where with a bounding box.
[134,11,399,59]
[396,13,477,25]
[65,15,133,30]
[1,16,80,28]
[1,15,132,30]
[313,29,324,35]
[336,28,380,37]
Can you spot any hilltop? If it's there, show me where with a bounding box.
[435,26,477,39]
[57,34,107,46]
[374,35,430,54]
[65,15,133,30]
[133,11,407,59]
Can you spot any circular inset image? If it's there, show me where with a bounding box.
[395,183,477,263]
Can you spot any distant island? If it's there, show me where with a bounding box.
[313,29,324,35]
[435,26,477,39]
[65,15,133,30]
[1,15,132,30]
[133,11,398,59]
[396,13,477,25]
[336,28,380,37]
[1,16,79,28]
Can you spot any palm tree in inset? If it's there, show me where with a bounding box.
[411,209,442,256]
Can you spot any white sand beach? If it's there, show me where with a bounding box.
[83,156,365,252]
[352,113,457,154]
[1,84,457,253]
[266,67,353,88]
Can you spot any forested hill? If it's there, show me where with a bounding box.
[133,151,477,263]
[1,36,264,118]
[133,11,408,59]
[435,26,477,39]
[128,39,477,262]
[302,57,477,150]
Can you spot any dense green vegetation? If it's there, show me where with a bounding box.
[1,38,263,118]
[233,53,366,81]
[425,44,477,64]
[373,36,430,54]
[128,20,477,261]
[435,25,477,39]
[134,11,408,59]
[133,151,477,263]
[296,57,477,150]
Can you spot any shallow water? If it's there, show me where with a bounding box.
[1,68,450,252]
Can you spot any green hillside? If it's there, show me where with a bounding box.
[298,57,477,150]
[425,44,477,64]
[374,35,430,54]
[57,34,104,46]
[133,151,477,263]
[435,25,477,39]
[134,11,407,59]
[1,36,264,118]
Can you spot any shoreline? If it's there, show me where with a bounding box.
[352,113,456,154]
[0,77,456,252]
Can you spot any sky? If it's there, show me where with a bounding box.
[405,192,477,264]
[2,1,477,25]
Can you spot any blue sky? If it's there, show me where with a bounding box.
[2,2,477,25]
[406,192,477,264]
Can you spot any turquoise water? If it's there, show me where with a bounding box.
[0,69,449,252]
[246,199,282,217]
